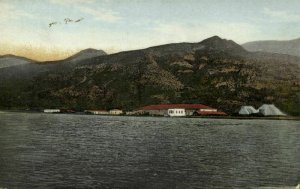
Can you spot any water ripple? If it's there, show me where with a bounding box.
[0,112,299,189]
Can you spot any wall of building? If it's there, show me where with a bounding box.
[44,109,60,113]
[185,110,196,116]
[109,110,123,115]
[168,109,186,117]
[144,109,197,116]
[145,109,167,116]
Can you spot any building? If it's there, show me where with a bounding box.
[85,110,109,115]
[109,109,123,115]
[60,109,76,113]
[140,104,223,116]
[126,110,145,115]
[195,109,226,116]
[43,109,60,113]
[167,109,186,117]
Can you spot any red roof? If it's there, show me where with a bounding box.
[196,110,227,115]
[141,104,213,110]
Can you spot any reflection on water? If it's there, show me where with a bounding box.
[0,112,299,188]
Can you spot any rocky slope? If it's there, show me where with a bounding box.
[0,36,299,115]
[243,38,300,57]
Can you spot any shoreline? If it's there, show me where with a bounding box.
[1,110,300,121]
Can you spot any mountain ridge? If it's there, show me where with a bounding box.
[66,48,107,63]
[243,38,300,57]
[0,36,299,115]
[0,54,35,69]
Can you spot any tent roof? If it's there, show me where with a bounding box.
[258,104,286,116]
[238,106,259,115]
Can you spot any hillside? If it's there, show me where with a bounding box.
[0,54,34,69]
[0,36,299,115]
[243,38,300,57]
[65,48,107,63]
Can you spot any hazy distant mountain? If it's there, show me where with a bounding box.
[0,54,33,69]
[243,38,300,57]
[0,36,299,115]
[66,48,107,63]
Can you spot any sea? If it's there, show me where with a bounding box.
[0,112,299,189]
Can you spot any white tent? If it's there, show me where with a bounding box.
[238,106,259,115]
[258,104,286,116]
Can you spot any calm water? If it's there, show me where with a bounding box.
[0,112,299,189]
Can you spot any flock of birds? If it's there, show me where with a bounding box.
[49,17,84,28]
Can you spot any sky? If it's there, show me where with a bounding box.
[1,0,300,61]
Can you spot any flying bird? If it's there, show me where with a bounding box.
[49,22,58,28]
[75,17,84,22]
[64,18,73,24]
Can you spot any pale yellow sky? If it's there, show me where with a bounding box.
[0,42,119,61]
[0,42,77,61]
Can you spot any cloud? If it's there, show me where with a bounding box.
[48,0,121,23]
[78,6,121,22]
[263,8,300,22]
[152,22,260,44]
[48,0,96,6]
[0,1,34,22]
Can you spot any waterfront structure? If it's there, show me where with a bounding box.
[85,110,109,115]
[195,109,226,116]
[258,104,286,116]
[238,106,259,115]
[43,109,60,113]
[126,110,145,115]
[60,109,76,113]
[109,109,123,115]
[167,109,186,117]
[140,104,223,116]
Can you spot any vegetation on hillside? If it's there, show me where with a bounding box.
[0,36,299,115]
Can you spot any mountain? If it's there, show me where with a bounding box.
[243,38,300,57]
[0,36,299,115]
[0,54,34,69]
[65,48,107,63]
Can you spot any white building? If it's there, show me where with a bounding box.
[85,110,109,115]
[109,109,123,115]
[167,109,186,117]
[43,109,60,113]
